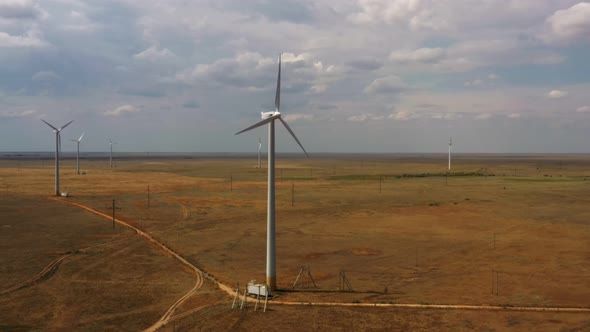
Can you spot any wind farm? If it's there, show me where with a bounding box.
[1,51,590,331]
[4,0,590,330]
[2,153,590,331]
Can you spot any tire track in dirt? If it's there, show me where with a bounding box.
[49,197,590,328]
[0,253,71,296]
[144,273,204,332]
[0,232,135,297]
[47,197,211,332]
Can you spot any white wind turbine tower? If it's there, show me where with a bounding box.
[258,136,262,168]
[41,119,73,196]
[235,54,308,292]
[448,137,452,171]
[106,137,117,168]
[70,132,85,174]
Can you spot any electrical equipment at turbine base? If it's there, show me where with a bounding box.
[247,280,270,297]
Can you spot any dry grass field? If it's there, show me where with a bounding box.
[1,153,589,331]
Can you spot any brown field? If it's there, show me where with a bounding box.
[1,153,589,331]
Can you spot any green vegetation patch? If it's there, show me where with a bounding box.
[504,177,580,183]
[327,172,491,181]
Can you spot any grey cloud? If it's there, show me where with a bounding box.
[220,0,315,23]
[317,104,337,110]
[182,100,200,109]
[0,0,43,19]
[345,57,382,71]
[118,87,166,98]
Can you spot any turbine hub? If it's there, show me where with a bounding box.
[261,111,280,119]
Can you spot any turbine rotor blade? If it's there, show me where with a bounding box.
[59,120,73,131]
[41,119,58,131]
[235,115,279,135]
[274,54,281,111]
[79,132,85,142]
[278,117,308,157]
[106,136,112,144]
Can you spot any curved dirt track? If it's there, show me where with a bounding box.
[0,253,71,296]
[47,197,210,331]
[49,197,590,329]
[144,270,204,332]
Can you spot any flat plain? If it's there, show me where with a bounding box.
[1,153,589,331]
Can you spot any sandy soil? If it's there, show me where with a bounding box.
[0,155,589,330]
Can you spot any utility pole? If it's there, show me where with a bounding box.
[111,199,121,229]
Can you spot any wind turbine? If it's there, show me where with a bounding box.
[106,137,117,168]
[235,54,308,292]
[70,132,85,174]
[448,137,452,171]
[41,119,73,196]
[258,136,262,168]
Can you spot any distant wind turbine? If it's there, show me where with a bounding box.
[258,136,262,168]
[106,137,117,168]
[70,132,85,174]
[235,54,308,292]
[448,137,452,171]
[41,119,73,196]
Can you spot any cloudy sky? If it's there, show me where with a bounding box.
[1,0,589,153]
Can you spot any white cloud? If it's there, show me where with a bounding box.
[0,29,48,48]
[507,113,521,119]
[364,75,407,94]
[175,52,274,87]
[576,105,590,113]
[104,105,141,117]
[547,90,569,98]
[32,70,61,82]
[431,112,462,120]
[546,3,590,43]
[388,110,419,121]
[0,109,37,118]
[51,8,99,32]
[134,46,177,62]
[488,73,500,80]
[175,52,337,93]
[475,113,492,120]
[390,48,446,64]
[284,113,313,122]
[350,0,450,31]
[347,113,384,122]
[464,79,484,87]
